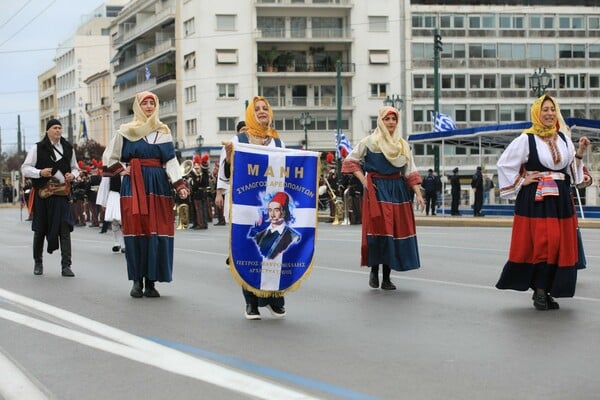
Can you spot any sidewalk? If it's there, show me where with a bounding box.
[318,210,600,229]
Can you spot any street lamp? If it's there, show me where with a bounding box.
[383,94,404,110]
[529,67,552,97]
[195,134,204,155]
[299,111,312,150]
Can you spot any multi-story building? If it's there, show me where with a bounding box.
[100,0,598,174]
[84,70,113,145]
[110,0,178,143]
[53,1,126,144]
[409,0,600,175]
[38,67,57,136]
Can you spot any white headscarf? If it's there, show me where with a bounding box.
[118,91,170,142]
[363,106,410,167]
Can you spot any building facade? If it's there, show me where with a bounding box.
[38,66,57,136]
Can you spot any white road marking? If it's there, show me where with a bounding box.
[0,349,48,400]
[0,288,320,400]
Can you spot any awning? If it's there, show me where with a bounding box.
[110,42,135,63]
[408,117,600,149]
[114,69,137,86]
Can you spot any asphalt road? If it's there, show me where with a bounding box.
[1,207,599,400]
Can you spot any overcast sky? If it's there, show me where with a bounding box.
[0,0,109,154]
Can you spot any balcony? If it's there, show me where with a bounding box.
[258,62,355,74]
[256,0,353,6]
[255,27,353,42]
[265,96,354,108]
[113,7,175,46]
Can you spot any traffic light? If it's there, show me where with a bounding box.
[434,33,443,52]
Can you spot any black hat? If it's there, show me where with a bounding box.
[46,119,62,131]
[476,166,482,171]
[453,167,459,173]
[428,168,433,173]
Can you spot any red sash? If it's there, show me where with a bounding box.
[130,158,163,215]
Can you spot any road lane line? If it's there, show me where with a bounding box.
[0,349,48,400]
[0,289,320,400]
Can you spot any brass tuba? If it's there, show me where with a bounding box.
[181,159,193,177]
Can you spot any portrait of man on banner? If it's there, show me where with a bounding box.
[249,191,301,260]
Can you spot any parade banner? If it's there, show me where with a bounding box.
[229,143,319,297]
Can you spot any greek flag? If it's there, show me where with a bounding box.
[335,131,353,157]
[432,112,457,132]
[229,143,319,296]
[144,65,151,81]
[79,118,88,141]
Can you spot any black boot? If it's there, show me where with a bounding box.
[369,265,379,288]
[381,265,396,290]
[33,232,44,275]
[143,278,160,297]
[59,222,74,276]
[130,279,143,298]
[533,289,548,310]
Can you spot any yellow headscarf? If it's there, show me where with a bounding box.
[363,106,410,168]
[118,91,171,141]
[523,94,569,138]
[241,96,279,139]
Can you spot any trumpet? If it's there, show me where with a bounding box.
[181,160,193,177]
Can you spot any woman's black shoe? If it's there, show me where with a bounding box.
[130,280,143,298]
[533,293,548,310]
[381,280,397,290]
[369,271,379,288]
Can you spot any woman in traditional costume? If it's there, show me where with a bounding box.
[496,94,590,310]
[103,91,188,298]
[218,96,289,320]
[342,106,424,290]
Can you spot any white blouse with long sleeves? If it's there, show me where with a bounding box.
[497,133,584,199]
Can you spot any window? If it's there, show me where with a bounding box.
[370,116,377,130]
[590,17,600,30]
[413,75,425,89]
[312,17,343,38]
[184,18,195,37]
[590,44,600,58]
[559,74,586,89]
[369,50,389,64]
[218,117,237,132]
[413,14,436,28]
[440,14,464,29]
[185,86,196,103]
[257,16,285,38]
[290,17,307,38]
[216,49,238,64]
[185,119,197,136]
[314,85,336,107]
[369,16,388,32]
[499,43,525,59]
[530,15,554,29]
[216,14,236,31]
[590,75,600,88]
[217,83,237,98]
[412,43,433,59]
[184,52,196,70]
[470,75,483,89]
[259,85,285,107]
[559,15,584,30]
[499,15,524,29]
[559,44,585,59]
[370,83,387,98]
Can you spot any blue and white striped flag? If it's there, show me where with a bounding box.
[229,143,319,296]
[432,112,457,132]
[144,65,151,81]
[335,131,353,157]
